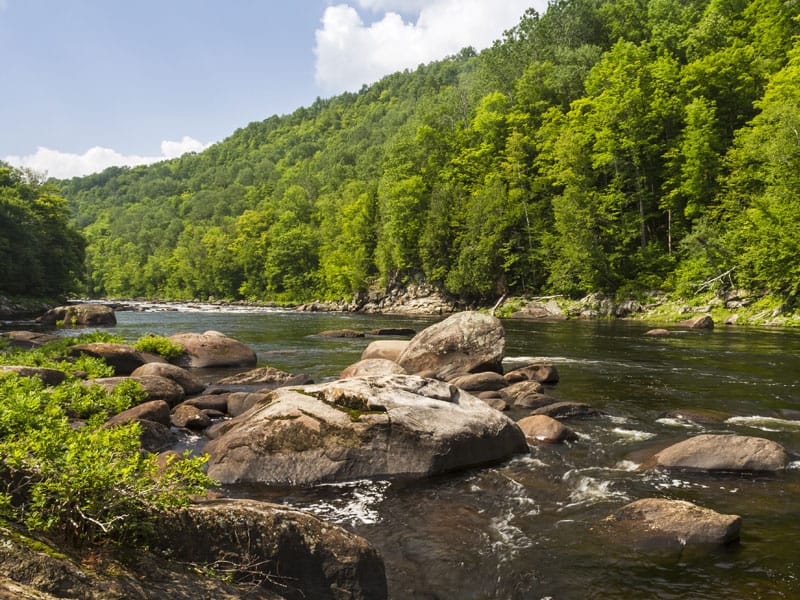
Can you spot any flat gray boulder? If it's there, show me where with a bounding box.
[169,331,256,368]
[601,498,741,547]
[204,374,527,485]
[654,434,788,471]
[397,311,505,379]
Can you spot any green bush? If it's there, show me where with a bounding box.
[0,372,215,546]
[134,335,186,361]
[0,332,124,379]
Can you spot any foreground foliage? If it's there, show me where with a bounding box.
[0,337,214,546]
[60,0,799,306]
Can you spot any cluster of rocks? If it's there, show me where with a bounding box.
[297,282,460,315]
[3,306,796,597]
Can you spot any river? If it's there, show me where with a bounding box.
[107,307,800,598]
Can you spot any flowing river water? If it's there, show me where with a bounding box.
[104,307,799,598]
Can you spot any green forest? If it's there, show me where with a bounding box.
[11,0,800,306]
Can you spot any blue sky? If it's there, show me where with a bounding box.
[1,0,547,178]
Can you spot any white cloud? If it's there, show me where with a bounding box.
[314,0,547,94]
[3,136,211,179]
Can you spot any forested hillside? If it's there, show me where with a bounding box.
[61,0,800,305]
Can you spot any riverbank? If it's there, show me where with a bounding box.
[62,286,800,329]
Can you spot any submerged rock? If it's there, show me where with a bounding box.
[397,311,505,379]
[531,401,601,419]
[654,433,788,471]
[601,498,741,548]
[204,374,527,486]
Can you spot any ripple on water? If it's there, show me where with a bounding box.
[726,415,800,432]
[560,468,630,508]
[611,427,657,442]
[298,479,391,526]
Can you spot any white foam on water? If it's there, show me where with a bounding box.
[302,479,390,526]
[489,506,534,557]
[611,427,657,442]
[614,460,641,472]
[726,415,800,432]
[655,417,700,429]
[788,461,800,471]
[605,415,630,424]
[561,470,629,508]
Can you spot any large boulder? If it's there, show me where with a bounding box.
[151,499,388,600]
[361,340,410,362]
[204,374,528,486]
[601,498,742,548]
[168,331,257,369]
[68,343,147,375]
[131,362,206,395]
[37,304,116,327]
[396,311,505,379]
[654,434,788,471]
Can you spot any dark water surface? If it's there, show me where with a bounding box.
[109,309,800,599]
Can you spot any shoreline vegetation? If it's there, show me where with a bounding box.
[53,288,800,329]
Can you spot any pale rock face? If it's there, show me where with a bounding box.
[168,331,257,368]
[654,433,788,472]
[396,311,505,380]
[602,498,742,547]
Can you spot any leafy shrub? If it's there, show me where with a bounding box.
[0,332,124,379]
[134,334,186,361]
[0,372,215,546]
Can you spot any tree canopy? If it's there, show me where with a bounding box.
[58,0,800,304]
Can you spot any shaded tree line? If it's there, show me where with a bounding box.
[0,164,85,297]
